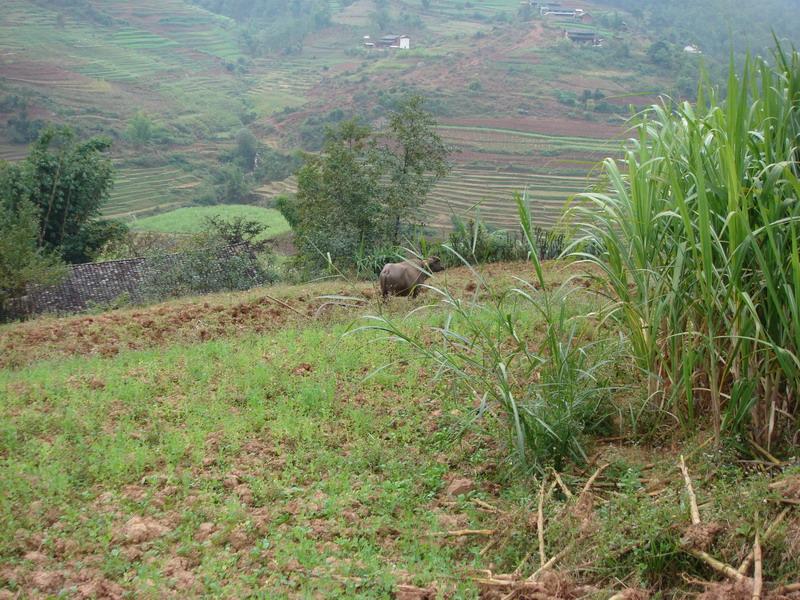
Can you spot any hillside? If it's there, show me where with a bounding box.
[4,18,800,598]
[2,263,800,597]
[2,0,797,232]
[0,0,670,230]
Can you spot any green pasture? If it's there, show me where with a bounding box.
[0,317,481,596]
[130,205,291,239]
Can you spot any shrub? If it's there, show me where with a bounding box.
[201,214,271,251]
[355,245,404,278]
[441,215,564,266]
[141,244,275,301]
[0,200,66,320]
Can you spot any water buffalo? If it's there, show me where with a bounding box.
[379,257,445,298]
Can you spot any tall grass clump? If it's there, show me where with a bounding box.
[571,43,800,450]
[439,216,565,267]
[358,194,616,474]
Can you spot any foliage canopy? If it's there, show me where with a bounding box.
[283,95,449,269]
[0,199,66,319]
[0,126,124,264]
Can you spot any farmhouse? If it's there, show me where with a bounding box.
[541,6,585,18]
[366,34,410,49]
[564,29,602,46]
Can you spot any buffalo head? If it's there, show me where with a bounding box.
[425,256,445,273]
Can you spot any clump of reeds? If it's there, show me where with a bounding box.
[570,42,800,450]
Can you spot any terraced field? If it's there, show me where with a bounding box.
[1,0,642,231]
[0,144,28,163]
[255,177,298,201]
[99,0,242,60]
[104,165,202,220]
[439,125,615,157]
[0,0,241,102]
[246,59,326,116]
[420,123,621,228]
[423,166,591,229]
[252,119,617,230]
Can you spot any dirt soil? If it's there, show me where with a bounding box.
[0,261,558,369]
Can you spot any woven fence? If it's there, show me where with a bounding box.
[6,244,263,319]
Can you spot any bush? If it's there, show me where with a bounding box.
[141,244,276,301]
[0,200,66,320]
[355,245,404,278]
[274,194,299,228]
[440,215,564,266]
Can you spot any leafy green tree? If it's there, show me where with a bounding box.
[382,94,450,242]
[125,111,154,147]
[254,148,302,183]
[372,4,391,31]
[7,107,45,144]
[202,214,271,251]
[290,119,384,266]
[0,199,66,318]
[214,163,253,203]
[647,41,673,67]
[274,194,299,228]
[235,127,258,170]
[0,126,124,263]
[283,96,449,269]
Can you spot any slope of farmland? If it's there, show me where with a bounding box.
[2,265,799,596]
[2,0,664,227]
[424,167,594,230]
[419,120,624,228]
[105,165,202,220]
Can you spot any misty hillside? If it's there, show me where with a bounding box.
[0,0,798,226]
[599,0,800,60]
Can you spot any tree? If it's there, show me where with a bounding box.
[0,126,124,263]
[647,40,674,68]
[235,127,258,170]
[274,194,299,228]
[0,199,66,319]
[125,111,154,147]
[7,107,45,144]
[290,119,384,266]
[202,214,270,251]
[283,96,450,269]
[382,95,450,243]
[372,4,391,31]
[214,164,253,203]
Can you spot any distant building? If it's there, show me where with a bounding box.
[374,34,410,49]
[541,7,585,18]
[683,44,702,54]
[565,29,602,46]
